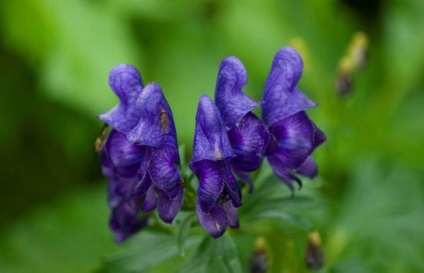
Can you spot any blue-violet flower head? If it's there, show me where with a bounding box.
[214,57,269,189]
[128,83,184,224]
[190,95,241,238]
[100,129,147,243]
[262,47,326,190]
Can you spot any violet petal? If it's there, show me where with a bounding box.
[109,201,147,243]
[228,112,269,173]
[98,64,144,134]
[222,200,239,228]
[108,176,138,209]
[192,160,225,214]
[157,188,184,223]
[149,144,181,197]
[296,157,318,178]
[267,112,321,169]
[222,162,242,208]
[190,95,234,164]
[215,56,259,128]
[196,199,228,238]
[127,83,178,148]
[101,129,144,178]
[232,169,254,193]
[141,185,158,211]
[262,48,316,127]
[267,156,302,192]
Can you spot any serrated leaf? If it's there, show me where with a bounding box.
[240,164,321,231]
[96,232,202,273]
[176,235,242,273]
[175,212,196,256]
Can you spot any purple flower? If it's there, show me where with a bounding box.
[100,129,147,243]
[214,57,269,190]
[99,64,183,241]
[190,95,241,238]
[262,47,326,191]
[127,83,184,224]
[98,64,144,134]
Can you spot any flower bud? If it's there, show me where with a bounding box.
[305,231,324,270]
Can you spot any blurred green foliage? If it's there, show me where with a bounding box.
[0,0,423,272]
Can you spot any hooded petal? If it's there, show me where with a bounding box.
[101,129,144,178]
[227,112,269,173]
[149,144,181,197]
[127,83,178,148]
[190,95,234,164]
[215,56,260,128]
[109,201,147,243]
[296,157,318,178]
[196,199,228,238]
[98,64,144,133]
[192,160,225,214]
[267,111,323,169]
[157,188,184,223]
[262,48,316,127]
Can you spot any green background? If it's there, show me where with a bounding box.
[0,0,423,272]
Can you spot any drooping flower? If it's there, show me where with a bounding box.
[127,83,184,224]
[98,64,183,242]
[214,57,269,190]
[100,129,147,243]
[190,95,241,238]
[262,47,326,191]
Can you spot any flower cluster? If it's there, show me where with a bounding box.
[98,47,325,241]
[98,64,183,242]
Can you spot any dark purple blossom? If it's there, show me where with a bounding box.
[215,57,269,190]
[190,95,241,238]
[100,129,147,243]
[127,83,184,224]
[99,64,183,241]
[262,47,326,191]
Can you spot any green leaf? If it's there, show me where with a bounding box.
[0,187,118,273]
[175,212,196,256]
[176,235,242,273]
[242,198,314,232]
[96,232,202,273]
[240,164,322,231]
[2,0,140,115]
[327,157,424,272]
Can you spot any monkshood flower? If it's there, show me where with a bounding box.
[190,95,241,238]
[215,57,269,191]
[98,64,183,241]
[98,64,147,242]
[100,129,147,243]
[262,47,326,191]
[127,83,184,224]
